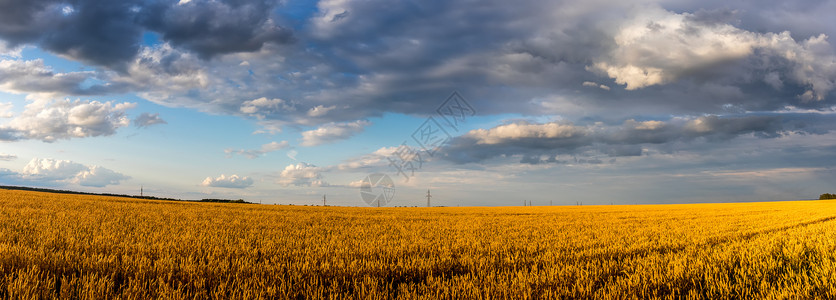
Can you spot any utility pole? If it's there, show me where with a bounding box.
[426,189,432,207]
[140,185,143,197]
[323,194,326,206]
[550,200,553,206]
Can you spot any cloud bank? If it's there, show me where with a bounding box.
[442,113,836,164]
[0,0,832,131]
[2,158,130,187]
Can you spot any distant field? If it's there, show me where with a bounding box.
[1,189,835,299]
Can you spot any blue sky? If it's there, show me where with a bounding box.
[1,0,835,206]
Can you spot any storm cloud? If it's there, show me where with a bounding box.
[139,0,293,59]
[0,0,834,131]
[0,0,292,67]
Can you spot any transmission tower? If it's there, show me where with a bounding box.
[426,189,432,207]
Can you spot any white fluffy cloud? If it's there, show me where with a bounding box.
[201,174,254,189]
[465,122,589,145]
[592,7,756,90]
[16,158,129,187]
[0,98,135,142]
[592,6,836,101]
[300,120,370,146]
[278,162,325,186]
[225,141,289,159]
[21,158,87,180]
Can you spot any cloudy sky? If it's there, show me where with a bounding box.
[1,0,835,206]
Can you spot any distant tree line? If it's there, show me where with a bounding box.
[0,185,178,201]
[820,193,836,200]
[200,199,250,204]
[0,185,253,204]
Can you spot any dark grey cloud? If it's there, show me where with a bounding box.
[41,1,144,67]
[0,0,69,45]
[660,0,836,40]
[0,59,127,96]
[133,112,167,128]
[139,0,293,59]
[684,8,739,26]
[0,0,144,67]
[0,0,291,67]
[203,0,834,130]
[289,0,828,118]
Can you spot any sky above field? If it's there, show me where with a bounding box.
[1,0,835,206]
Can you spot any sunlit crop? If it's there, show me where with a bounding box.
[1,189,835,298]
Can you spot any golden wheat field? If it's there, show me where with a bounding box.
[1,188,836,299]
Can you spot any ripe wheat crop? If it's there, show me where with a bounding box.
[1,188,835,299]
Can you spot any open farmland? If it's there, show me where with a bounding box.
[1,189,835,299]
